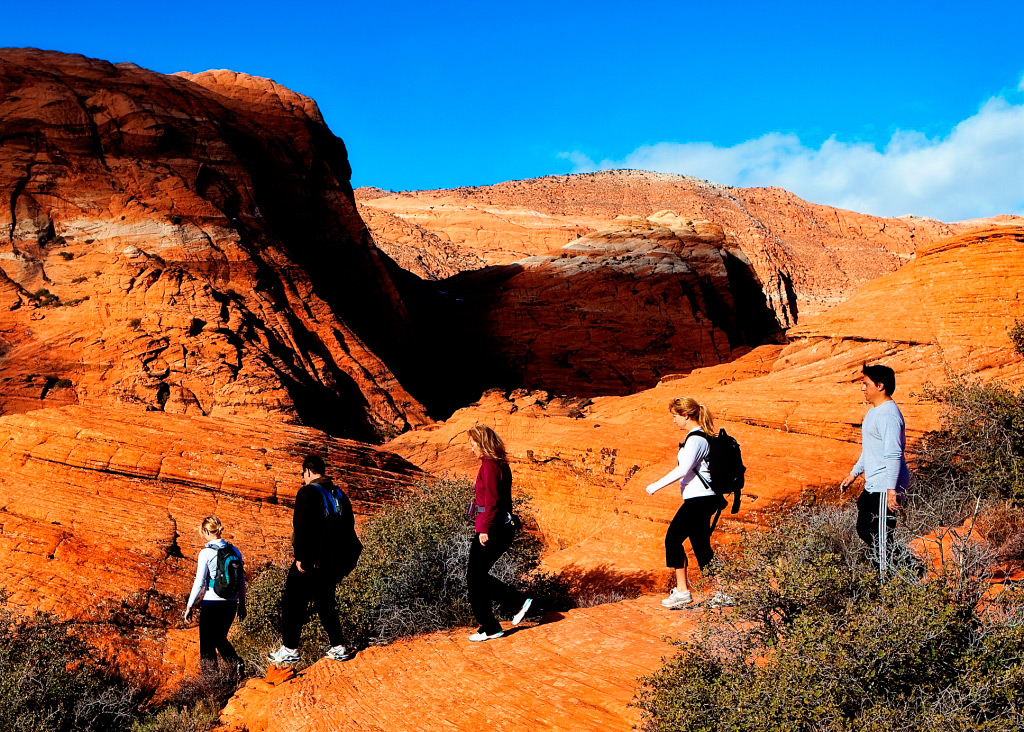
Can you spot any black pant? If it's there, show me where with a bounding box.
[281,563,345,648]
[467,524,525,635]
[199,600,240,669]
[665,495,722,570]
[857,490,897,567]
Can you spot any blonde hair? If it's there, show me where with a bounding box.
[199,516,223,538]
[669,397,716,435]
[468,425,508,462]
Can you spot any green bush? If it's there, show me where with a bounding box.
[914,379,1024,506]
[1010,318,1024,358]
[0,592,143,732]
[233,477,570,673]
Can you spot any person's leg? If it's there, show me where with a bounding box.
[467,534,504,634]
[856,490,877,553]
[665,503,692,592]
[281,562,312,650]
[481,527,525,615]
[198,603,219,671]
[311,571,346,648]
[213,601,240,664]
[689,497,719,572]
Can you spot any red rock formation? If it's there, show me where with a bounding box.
[0,49,428,440]
[0,404,422,681]
[432,213,783,400]
[388,227,1024,577]
[359,171,1024,326]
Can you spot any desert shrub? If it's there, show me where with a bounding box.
[58,250,74,260]
[913,379,1024,506]
[132,671,236,732]
[71,276,89,284]
[233,477,570,672]
[1009,317,1024,357]
[636,576,1024,731]
[129,317,143,329]
[0,592,143,732]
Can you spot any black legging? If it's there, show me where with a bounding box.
[665,495,722,570]
[199,600,240,669]
[467,523,526,635]
[281,563,345,649]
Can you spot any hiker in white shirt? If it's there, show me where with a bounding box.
[184,516,246,675]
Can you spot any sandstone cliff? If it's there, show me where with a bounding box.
[359,171,1024,327]
[0,49,427,440]
[426,213,784,402]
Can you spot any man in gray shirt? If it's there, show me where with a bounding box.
[841,364,910,572]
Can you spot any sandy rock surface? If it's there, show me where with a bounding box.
[218,594,698,732]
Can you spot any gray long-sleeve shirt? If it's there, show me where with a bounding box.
[852,399,910,494]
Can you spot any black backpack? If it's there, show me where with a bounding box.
[682,429,746,515]
[211,543,243,598]
[310,482,364,582]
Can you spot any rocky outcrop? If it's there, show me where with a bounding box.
[0,404,422,680]
[388,227,1024,576]
[217,594,693,732]
[0,49,427,440]
[359,171,1024,327]
[429,213,784,402]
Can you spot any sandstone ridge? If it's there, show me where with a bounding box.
[0,48,427,440]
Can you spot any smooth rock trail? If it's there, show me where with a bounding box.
[219,595,699,731]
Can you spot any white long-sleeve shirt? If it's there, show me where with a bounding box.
[646,428,715,500]
[186,539,246,611]
[852,399,910,494]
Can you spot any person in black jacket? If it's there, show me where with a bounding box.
[267,455,358,664]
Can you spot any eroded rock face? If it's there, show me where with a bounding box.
[0,49,427,440]
[359,171,1024,327]
[388,227,1024,576]
[429,213,784,402]
[0,404,422,680]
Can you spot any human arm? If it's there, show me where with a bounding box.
[841,448,866,492]
[292,485,321,570]
[646,437,706,495]
[475,460,501,535]
[184,549,212,621]
[878,410,906,509]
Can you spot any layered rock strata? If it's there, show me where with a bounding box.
[0,49,427,440]
[430,213,784,401]
[359,171,1024,326]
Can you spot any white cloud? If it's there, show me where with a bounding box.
[563,89,1024,221]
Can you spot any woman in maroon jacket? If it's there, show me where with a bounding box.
[466,425,533,641]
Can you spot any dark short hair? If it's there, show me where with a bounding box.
[862,364,896,396]
[302,455,326,476]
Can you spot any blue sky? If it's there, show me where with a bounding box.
[5,1,1024,220]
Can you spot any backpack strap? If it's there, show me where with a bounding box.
[310,482,340,517]
[680,430,714,492]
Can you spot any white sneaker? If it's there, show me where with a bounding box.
[512,598,533,626]
[267,645,300,664]
[709,591,735,608]
[661,588,693,608]
[468,629,504,642]
[325,645,353,661]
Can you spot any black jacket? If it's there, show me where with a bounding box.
[292,478,357,570]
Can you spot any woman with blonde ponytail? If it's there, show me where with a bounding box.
[645,397,726,608]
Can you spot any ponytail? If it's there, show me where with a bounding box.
[669,397,716,435]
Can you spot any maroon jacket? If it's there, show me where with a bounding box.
[473,458,513,533]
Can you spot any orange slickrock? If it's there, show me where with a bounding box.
[216,594,698,732]
[357,171,1024,326]
[0,404,422,683]
[0,49,427,440]
[387,227,1024,580]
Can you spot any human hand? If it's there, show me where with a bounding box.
[183,608,191,623]
[839,474,857,493]
[645,484,658,495]
[238,604,247,621]
[887,489,901,511]
[479,533,489,546]
[296,561,306,573]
